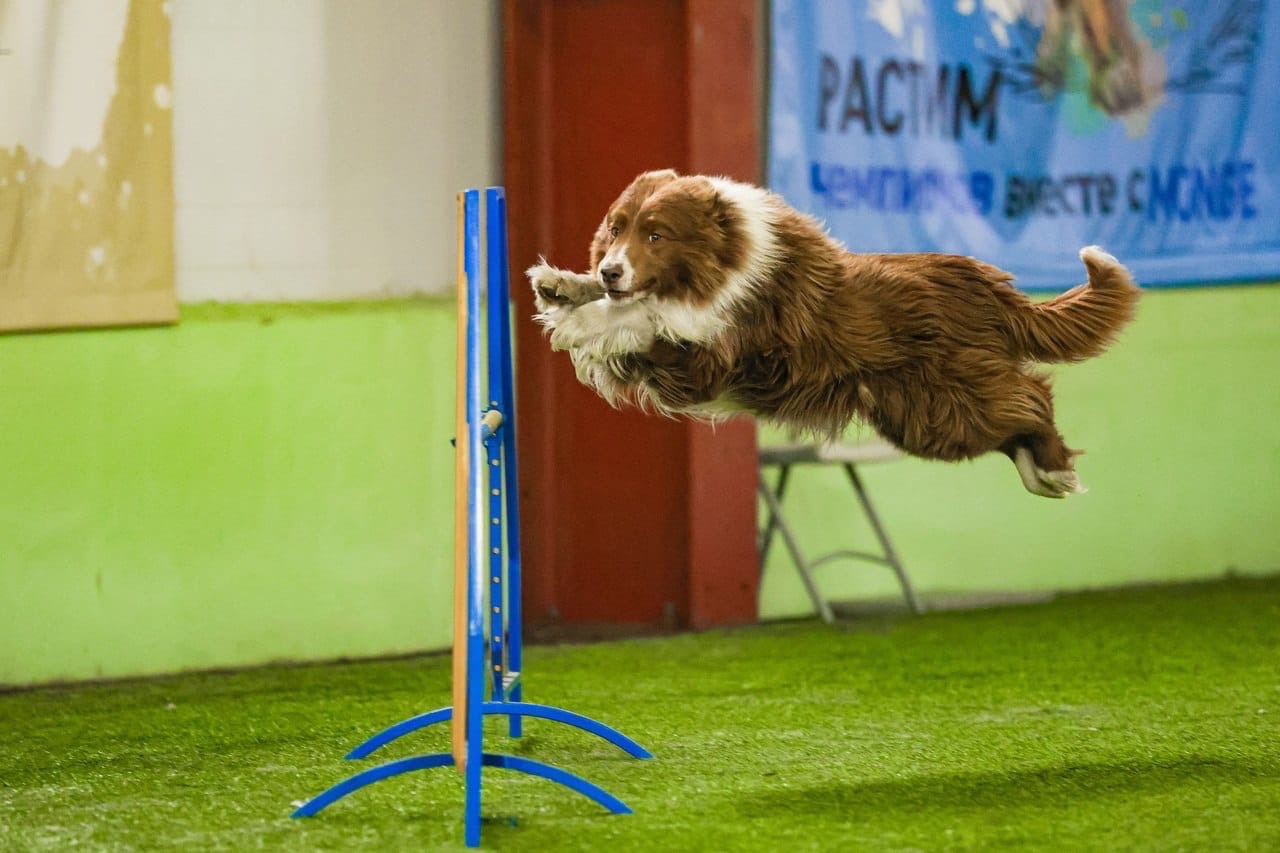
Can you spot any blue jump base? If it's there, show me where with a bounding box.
[290,187,650,847]
[291,701,652,820]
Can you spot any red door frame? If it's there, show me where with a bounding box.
[503,0,761,631]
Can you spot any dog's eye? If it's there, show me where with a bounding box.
[609,226,620,239]
[647,232,661,243]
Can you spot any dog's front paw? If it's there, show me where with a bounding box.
[526,261,604,314]
[527,262,572,314]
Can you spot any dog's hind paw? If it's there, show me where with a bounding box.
[1040,468,1087,497]
[1013,448,1087,498]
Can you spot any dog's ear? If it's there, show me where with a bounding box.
[638,168,679,184]
[630,169,680,198]
[669,175,718,206]
[682,179,734,230]
[646,176,729,234]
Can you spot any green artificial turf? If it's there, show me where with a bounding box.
[2,576,1278,851]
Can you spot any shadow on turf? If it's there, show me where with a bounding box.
[737,755,1279,819]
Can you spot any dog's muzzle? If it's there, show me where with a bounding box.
[599,262,636,300]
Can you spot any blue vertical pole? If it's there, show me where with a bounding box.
[488,188,526,736]
[462,189,484,848]
[484,189,507,701]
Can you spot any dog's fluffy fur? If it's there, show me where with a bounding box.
[528,169,1140,497]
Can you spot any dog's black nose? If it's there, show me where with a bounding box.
[600,264,623,286]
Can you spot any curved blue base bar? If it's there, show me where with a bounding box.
[292,751,632,819]
[486,702,653,760]
[485,754,632,814]
[345,701,653,761]
[345,707,452,760]
[293,753,453,817]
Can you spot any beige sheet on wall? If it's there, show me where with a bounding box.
[0,0,176,332]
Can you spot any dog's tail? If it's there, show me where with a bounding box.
[1007,246,1141,363]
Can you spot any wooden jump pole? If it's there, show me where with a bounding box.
[451,192,471,771]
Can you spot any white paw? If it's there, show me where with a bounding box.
[1014,447,1087,499]
[526,260,562,310]
[549,300,655,355]
[1040,468,1086,496]
[526,261,604,315]
[527,261,568,330]
[547,300,603,351]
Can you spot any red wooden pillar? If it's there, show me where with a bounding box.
[503,0,761,631]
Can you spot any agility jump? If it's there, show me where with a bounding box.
[292,187,651,848]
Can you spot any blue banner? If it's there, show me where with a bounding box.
[768,1,1280,289]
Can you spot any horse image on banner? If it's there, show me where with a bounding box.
[770,0,1279,289]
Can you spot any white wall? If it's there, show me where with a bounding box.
[0,1,130,166]
[171,0,500,302]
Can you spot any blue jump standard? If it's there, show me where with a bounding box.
[290,187,651,847]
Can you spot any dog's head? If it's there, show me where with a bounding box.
[589,170,758,310]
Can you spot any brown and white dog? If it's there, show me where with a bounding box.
[528,169,1140,498]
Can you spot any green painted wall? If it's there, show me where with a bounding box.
[1,301,455,685]
[2,287,1278,685]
